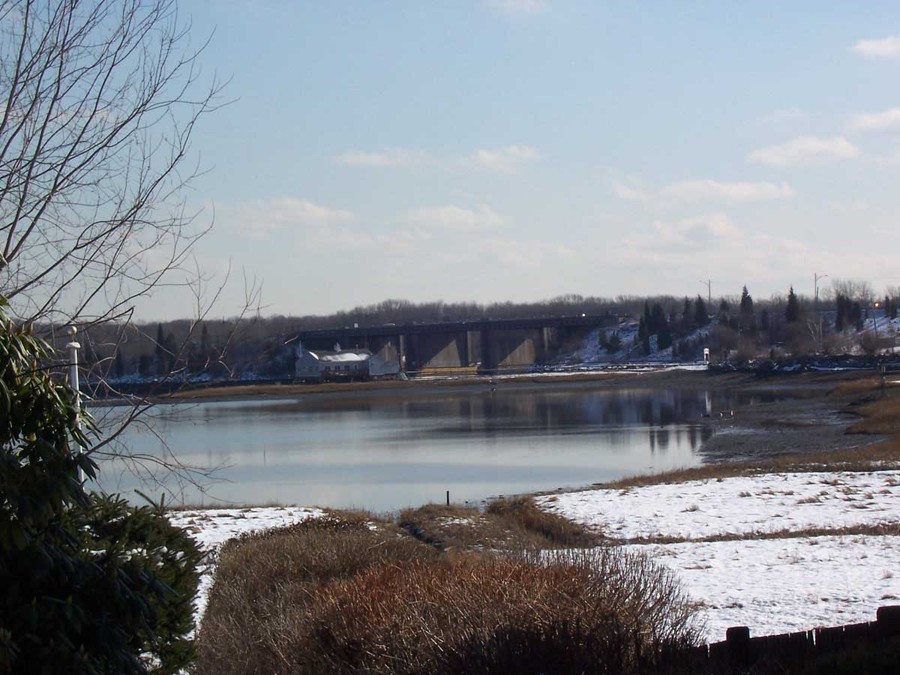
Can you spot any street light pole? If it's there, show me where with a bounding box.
[814,273,828,350]
[66,326,84,483]
[814,273,828,306]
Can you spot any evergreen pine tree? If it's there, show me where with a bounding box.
[851,301,863,331]
[835,293,848,331]
[785,287,800,323]
[694,295,709,327]
[718,299,730,321]
[740,286,754,316]
[658,318,673,350]
[155,323,166,375]
[650,303,666,335]
[638,316,651,355]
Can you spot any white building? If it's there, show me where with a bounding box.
[295,343,400,381]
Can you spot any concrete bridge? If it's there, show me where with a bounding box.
[295,314,620,374]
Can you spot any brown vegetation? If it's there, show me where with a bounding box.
[194,511,700,675]
[398,497,598,552]
[195,513,438,674]
[848,396,900,435]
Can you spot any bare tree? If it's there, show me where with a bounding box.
[831,279,873,304]
[0,0,250,497]
[0,0,222,326]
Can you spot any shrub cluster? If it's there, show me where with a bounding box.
[195,512,701,675]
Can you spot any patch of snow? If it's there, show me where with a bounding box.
[169,506,324,627]
[536,471,900,540]
[633,535,900,641]
[537,470,900,640]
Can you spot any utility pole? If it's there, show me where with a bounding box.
[814,273,828,306]
[700,280,711,308]
[814,273,828,350]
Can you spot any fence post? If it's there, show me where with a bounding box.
[725,626,751,668]
[877,605,900,635]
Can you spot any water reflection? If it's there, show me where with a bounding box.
[93,385,764,512]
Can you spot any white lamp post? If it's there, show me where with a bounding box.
[65,326,84,483]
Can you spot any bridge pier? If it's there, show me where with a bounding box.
[296,313,619,377]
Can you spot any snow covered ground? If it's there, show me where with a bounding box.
[171,471,900,644]
[535,470,900,641]
[536,471,900,541]
[169,506,324,625]
[636,535,899,640]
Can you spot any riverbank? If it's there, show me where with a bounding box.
[174,371,900,646]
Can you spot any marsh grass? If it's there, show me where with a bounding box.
[194,512,439,674]
[848,397,900,435]
[620,522,900,546]
[399,497,599,552]
[194,512,701,675]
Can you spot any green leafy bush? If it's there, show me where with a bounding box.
[0,303,200,674]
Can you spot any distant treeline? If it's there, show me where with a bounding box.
[39,283,900,389]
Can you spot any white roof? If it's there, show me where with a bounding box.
[317,351,370,363]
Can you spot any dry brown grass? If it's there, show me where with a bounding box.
[399,497,599,552]
[299,551,701,674]
[848,396,900,435]
[621,522,900,546]
[827,377,883,399]
[484,495,598,547]
[194,513,439,674]
[195,524,702,675]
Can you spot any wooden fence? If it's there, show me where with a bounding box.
[662,605,900,674]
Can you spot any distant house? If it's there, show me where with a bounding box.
[295,343,400,381]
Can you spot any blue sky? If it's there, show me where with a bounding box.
[147,0,900,319]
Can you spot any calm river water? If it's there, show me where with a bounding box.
[93,382,770,513]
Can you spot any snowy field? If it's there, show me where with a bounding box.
[635,535,899,640]
[169,506,324,624]
[170,471,900,643]
[536,470,900,640]
[535,470,900,541]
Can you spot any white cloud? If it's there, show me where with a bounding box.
[232,197,353,239]
[480,237,573,268]
[333,148,427,168]
[650,213,743,246]
[468,145,540,172]
[311,226,432,254]
[746,136,860,167]
[759,107,805,125]
[334,145,539,173]
[609,181,648,202]
[850,108,900,132]
[487,0,546,16]
[852,35,900,59]
[408,204,505,230]
[610,177,793,204]
[659,180,794,203]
